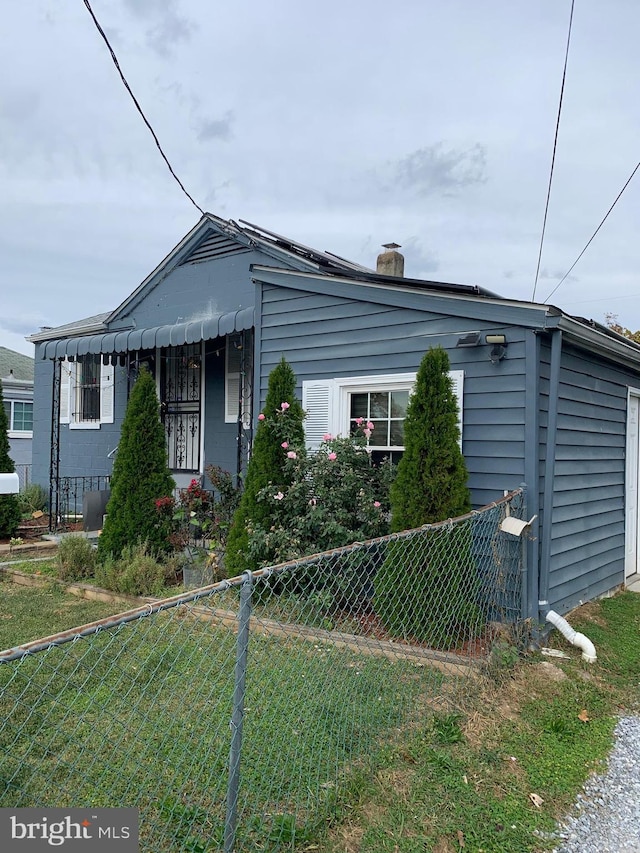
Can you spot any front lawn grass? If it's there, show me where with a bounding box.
[322,590,640,853]
[2,576,637,852]
[0,576,120,650]
[0,578,440,852]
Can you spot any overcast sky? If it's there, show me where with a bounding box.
[1,0,638,357]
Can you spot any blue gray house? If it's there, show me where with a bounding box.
[29,213,640,622]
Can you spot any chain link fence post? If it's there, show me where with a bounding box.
[224,570,254,853]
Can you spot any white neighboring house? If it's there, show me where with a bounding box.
[1,346,34,489]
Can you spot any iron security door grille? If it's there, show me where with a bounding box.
[160,345,201,472]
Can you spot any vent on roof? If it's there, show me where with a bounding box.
[181,233,249,265]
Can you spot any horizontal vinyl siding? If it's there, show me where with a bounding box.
[259,283,527,507]
[548,344,635,612]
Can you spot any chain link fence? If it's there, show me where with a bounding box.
[0,489,527,851]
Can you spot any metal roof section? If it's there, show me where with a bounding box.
[251,264,516,303]
[40,307,254,360]
[237,218,375,274]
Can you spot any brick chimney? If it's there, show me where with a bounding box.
[376,243,404,277]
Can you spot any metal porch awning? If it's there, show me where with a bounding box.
[41,307,254,359]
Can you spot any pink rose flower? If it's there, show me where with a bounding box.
[280,401,290,410]
[328,452,337,461]
[355,417,364,426]
[323,433,333,441]
[281,442,289,449]
[287,451,297,459]
[374,501,381,508]
[367,421,374,430]
[273,492,284,500]
[363,429,371,438]
[258,413,265,421]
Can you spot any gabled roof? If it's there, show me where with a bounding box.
[0,347,34,382]
[106,213,375,325]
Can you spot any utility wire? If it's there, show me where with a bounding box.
[544,160,640,303]
[531,0,575,301]
[82,0,205,215]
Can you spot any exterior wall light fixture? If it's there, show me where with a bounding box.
[486,334,507,363]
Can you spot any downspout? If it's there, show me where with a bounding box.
[536,329,597,663]
[545,609,597,663]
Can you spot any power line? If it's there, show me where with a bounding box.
[544,160,640,303]
[531,0,575,302]
[82,0,204,215]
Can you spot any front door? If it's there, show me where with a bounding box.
[160,344,202,473]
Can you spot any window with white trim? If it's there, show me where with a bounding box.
[60,355,115,428]
[302,371,464,462]
[3,400,33,437]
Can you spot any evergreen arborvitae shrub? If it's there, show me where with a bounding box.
[225,357,305,575]
[97,367,174,561]
[375,346,479,648]
[389,346,471,530]
[0,380,21,538]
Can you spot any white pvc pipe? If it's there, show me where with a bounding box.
[545,609,597,663]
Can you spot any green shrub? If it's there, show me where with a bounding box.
[56,536,97,582]
[226,357,306,575]
[375,526,481,648]
[97,366,175,562]
[375,347,479,649]
[247,431,392,568]
[18,484,48,516]
[94,543,169,597]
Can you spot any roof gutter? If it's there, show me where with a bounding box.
[557,315,640,369]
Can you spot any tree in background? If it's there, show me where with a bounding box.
[375,346,478,648]
[0,381,21,538]
[225,357,305,575]
[97,367,174,561]
[605,313,640,344]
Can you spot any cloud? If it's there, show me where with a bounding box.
[539,268,578,284]
[1,315,47,337]
[391,142,487,197]
[122,0,194,57]
[401,236,439,276]
[196,111,234,142]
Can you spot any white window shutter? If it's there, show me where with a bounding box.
[449,369,464,449]
[100,361,115,424]
[225,342,241,423]
[302,380,335,452]
[59,359,72,424]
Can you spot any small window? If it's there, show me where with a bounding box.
[60,355,114,428]
[349,389,409,464]
[76,354,101,422]
[303,370,463,460]
[4,400,33,435]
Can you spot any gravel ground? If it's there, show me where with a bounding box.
[551,715,640,853]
